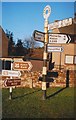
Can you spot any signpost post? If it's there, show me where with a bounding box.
[42,5,51,100]
[9,60,13,100]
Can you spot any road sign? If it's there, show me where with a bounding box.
[39,76,54,82]
[47,45,64,52]
[13,61,33,71]
[48,17,72,30]
[4,78,21,87]
[43,5,51,20]
[49,33,71,44]
[47,71,58,78]
[2,70,21,77]
[33,30,45,42]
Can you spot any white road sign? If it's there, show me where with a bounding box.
[33,30,45,42]
[47,45,64,52]
[48,17,72,30]
[2,70,21,77]
[49,34,71,44]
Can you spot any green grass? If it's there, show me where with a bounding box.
[2,87,75,119]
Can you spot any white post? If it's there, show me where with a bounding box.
[9,59,13,100]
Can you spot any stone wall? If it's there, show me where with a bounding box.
[1,69,75,88]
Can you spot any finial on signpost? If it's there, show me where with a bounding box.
[43,5,51,21]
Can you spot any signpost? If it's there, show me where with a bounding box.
[33,5,71,100]
[49,34,71,44]
[4,78,21,87]
[2,70,21,77]
[33,30,45,42]
[47,45,63,52]
[13,61,33,71]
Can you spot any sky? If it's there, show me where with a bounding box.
[1,2,75,45]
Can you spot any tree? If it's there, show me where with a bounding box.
[23,36,41,56]
[15,39,25,56]
[23,37,33,56]
[6,30,15,56]
[23,36,41,49]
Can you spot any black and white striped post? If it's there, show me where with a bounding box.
[42,5,51,100]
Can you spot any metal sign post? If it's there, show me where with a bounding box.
[42,5,51,100]
[9,59,13,100]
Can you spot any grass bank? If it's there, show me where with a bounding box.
[2,87,75,119]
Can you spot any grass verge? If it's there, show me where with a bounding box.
[2,87,75,119]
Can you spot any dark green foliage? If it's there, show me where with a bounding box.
[6,30,15,56]
[5,30,45,57]
[15,39,25,56]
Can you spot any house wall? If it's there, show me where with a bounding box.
[52,24,75,34]
[51,23,76,70]
[2,29,8,57]
[51,43,76,70]
[0,27,8,57]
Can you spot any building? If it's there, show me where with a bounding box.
[48,17,76,70]
[0,26,8,57]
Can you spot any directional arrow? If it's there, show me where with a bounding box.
[47,45,64,52]
[33,30,45,42]
[2,70,21,77]
[4,78,21,87]
[38,76,54,82]
[13,61,33,71]
[47,71,58,78]
[49,33,71,44]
